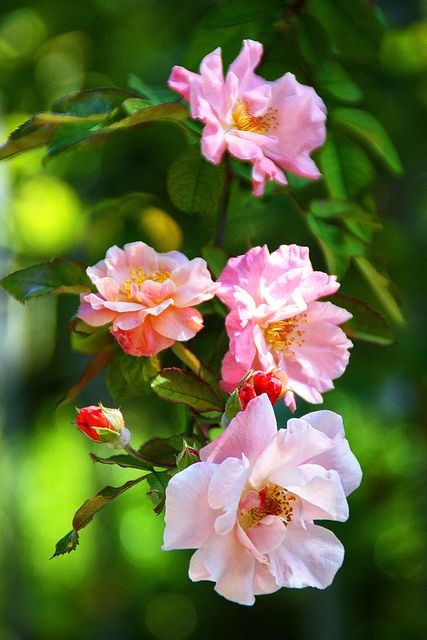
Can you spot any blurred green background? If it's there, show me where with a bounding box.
[0,0,426,639]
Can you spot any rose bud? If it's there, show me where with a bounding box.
[75,404,131,449]
[238,370,288,410]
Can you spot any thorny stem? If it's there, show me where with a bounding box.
[124,444,175,469]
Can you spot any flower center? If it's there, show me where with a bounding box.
[122,266,171,301]
[239,484,296,531]
[233,101,279,134]
[264,313,307,354]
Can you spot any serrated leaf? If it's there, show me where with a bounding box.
[151,368,225,413]
[167,145,226,214]
[0,258,91,302]
[146,471,170,515]
[90,453,154,471]
[319,136,375,200]
[106,351,160,402]
[201,245,228,278]
[333,294,395,345]
[139,435,185,466]
[332,108,403,175]
[355,256,404,324]
[314,61,363,103]
[50,530,79,558]
[52,475,147,558]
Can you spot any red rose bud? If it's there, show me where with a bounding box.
[176,441,200,471]
[238,370,288,410]
[75,404,130,448]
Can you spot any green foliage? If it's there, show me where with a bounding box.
[106,351,160,403]
[314,61,363,103]
[201,246,228,279]
[355,256,404,324]
[0,89,188,160]
[51,475,147,557]
[333,294,395,345]
[167,145,226,214]
[151,368,225,413]
[90,453,154,471]
[0,258,91,302]
[139,435,187,466]
[319,136,375,199]
[332,108,403,174]
[146,471,170,515]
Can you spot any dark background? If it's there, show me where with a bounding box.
[0,1,426,639]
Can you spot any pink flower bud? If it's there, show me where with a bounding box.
[75,405,130,448]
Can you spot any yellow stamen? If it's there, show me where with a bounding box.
[239,484,296,531]
[264,313,307,353]
[122,266,171,301]
[233,101,279,134]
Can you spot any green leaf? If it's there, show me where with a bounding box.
[52,475,147,558]
[139,435,185,466]
[0,94,188,160]
[319,136,375,200]
[128,74,177,105]
[146,471,170,515]
[222,389,243,427]
[314,61,363,103]
[333,294,395,345]
[106,351,160,402]
[332,108,403,175]
[355,256,404,324]
[171,341,219,385]
[307,215,366,278]
[90,453,154,471]
[151,368,225,413]
[308,0,383,62]
[0,258,91,302]
[203,0,282,28]
[167,145,226,214]
[50,530,79,559]
[51,88,137,116]
[201,245,228,279]
[297,14,331,65]
[309,198,381,243]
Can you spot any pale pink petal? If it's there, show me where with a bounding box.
[301,410,362,496]
[89,276,120,301]
[199,530,257,605]
[168,65,199,101]
[269,464,348,522]
[241,84,272,117]
[208,456,250,535]
[137,279,176,306]
[201,121,227,164]
[251,154,286,197]
[200,394,277,465]
[217,245,270,307]
[123,241,159,272]
[269,523,344,589]
[111,318,174,357]
[172,257,217,306]
[250,418,334,487]
[220,350,248,393]
[163,462,218,550]
[228,39,264,93]
[77,298,117,327]
[189,548,213,581]
[199,47,226,117]
[151,306,203,340]
[253,563,281,596]
[246,516,286,554]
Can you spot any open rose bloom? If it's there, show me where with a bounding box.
[169,39,326,195]
[78,242,217,357]
[163,395,362,605]
[217,244,353,409]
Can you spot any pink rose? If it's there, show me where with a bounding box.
[217,244,352,409]
[77,242,217,357]
[163,394,362,605]
[168,39,326,196]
